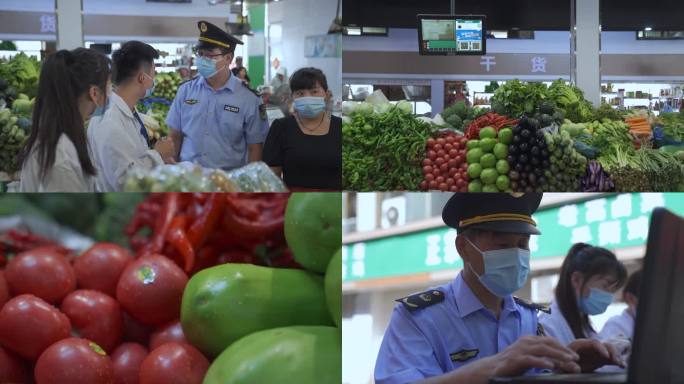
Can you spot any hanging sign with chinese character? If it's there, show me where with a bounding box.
[342,193,683,282]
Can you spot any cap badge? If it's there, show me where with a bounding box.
[200,22,208,32]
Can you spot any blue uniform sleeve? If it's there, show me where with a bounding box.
[166,83,185,132]
[244,97,269,145]
[375,305,444,384]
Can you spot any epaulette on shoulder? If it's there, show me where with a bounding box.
[514,297,551,314]
[242,81,261,97]
[395,289,445,312]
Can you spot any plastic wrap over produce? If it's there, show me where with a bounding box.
[0,215,94,252]
[124,161,287,192]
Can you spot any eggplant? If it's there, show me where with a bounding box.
[513,135,522,144]
[519,143,529,153]
[508,145,518,155]
[519,154,528,164]
[530,146,540,156]
[507,155,516,164]
[515,163,524,172]
[509,171,520,180]
[530,157,539,166]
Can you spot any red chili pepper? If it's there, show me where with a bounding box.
[151,193,181,255]
[222,195,286,241]
[191,245,220,274]
[165,215,195,273]
[187,193,225,250]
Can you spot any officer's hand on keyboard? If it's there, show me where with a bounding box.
[490,336,581,377]
[567,338,626,373]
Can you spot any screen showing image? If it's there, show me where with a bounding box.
[420,17,484,54]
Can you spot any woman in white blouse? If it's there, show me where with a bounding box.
[19,48,110,192]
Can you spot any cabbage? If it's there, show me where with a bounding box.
[356,102,374,116]
[396,100,413,115]
[342,101,359,115]
[375,102,391,115]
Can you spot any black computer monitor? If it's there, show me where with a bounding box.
[417,14,486,56]
[629,207,684,383]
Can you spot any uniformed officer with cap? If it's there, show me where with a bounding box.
[166,20,268,171]
[374,193,622,384]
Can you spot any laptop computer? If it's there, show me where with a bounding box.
[490,207,684,384]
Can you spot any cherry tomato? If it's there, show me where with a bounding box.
[455,155,464,164]
[428,180,438,190]
[444,143,453,151]
[74,243,132,297]
[116,255,188,326]
[0,271,9,309]
[457,178,467,188]
[434,157,445,166]
[448,167,459,177]
[111,343,148,384]
[447,159,457,168]
[122,313,153,347]
[5,247,76,304]
[0,345,29,384]
[436,138,446,146]
[436,176,445,184]
[446,178,455,187]
[149,321,187,352]
[61,290,124,353]
[433,143,443,151]
[448,149,459,158]
[453,142,461,150]
[438,183,448,191]
[459,137,467,145]
[436,149,446,158]
[35,338,114,384]
[421,158,432,166]
[427,150,437,160]
[422,165,433,175]
[445,135,455,144]
[424,173,435,182]
[139,342,208,384]
[460,162,468,170]
[438,163,448,173]
[449,185,459,192]
[0,294,71,360]
[426,138,436,148]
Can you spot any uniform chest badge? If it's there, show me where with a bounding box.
[184,99,198,105]
[224,105,240,113]
[450,349,479,362]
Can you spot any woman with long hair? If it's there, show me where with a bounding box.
[539,243,628,345]
[19,48,110,192]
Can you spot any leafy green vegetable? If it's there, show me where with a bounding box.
[0,53,40,99]
[343,104,435,190]
[490,80,549,118]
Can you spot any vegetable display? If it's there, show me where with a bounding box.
[0,105,29,174]
[343,83,683,192]
[0,193,342,384]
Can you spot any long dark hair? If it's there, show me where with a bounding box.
[21,48,110,179]
[555,243,627,339]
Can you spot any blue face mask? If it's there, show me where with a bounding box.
[579,287,613,315]
[92,93,110,118]
[143,73,155,98]
[196,56,223,79]
[466,237,531,298]
[293,96,327,118]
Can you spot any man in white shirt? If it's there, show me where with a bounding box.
[88,40,175,191]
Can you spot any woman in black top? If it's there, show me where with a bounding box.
[263,67,341,190]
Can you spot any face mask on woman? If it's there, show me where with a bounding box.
[91,86,110,118]
[578,287,614,315]
[293,96,327,118]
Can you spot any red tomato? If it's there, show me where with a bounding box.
[454,155,464,164]
[447,159,457,168]
[453,142,461,150]
[446,178,455,187]
[5,247,76,304]
[444,143,453,151]
[74,243,133,297]
[436,176,445,184]
[460,162,468,170]
[449,185,459,192]
[35,338,114,384]
[445,135,455,144]
[424,173,435,182]
[419,180,429,191]
[139,342,208,384]
[426,138,436,148]
[448,167,459,177]
[149,321,187,352]
[434,157,445,166]
[0,271,9,309]
[122,313,153,346]
[427,150,437,160]
[421,158,432,166]
[111,343,148,384]
[438,183,448,191]
[433,143,443,151]
[428,180,438,190]
[422,165,433,175]
[116,255,188,326]
[459,137,467,145]
[439,163,449,173]
[436,149,446,158]
[448,149,459,158]
[61,290,124,353]
[457,178,467,188]
[0,294,71,360]
[436,138,446,146]
[0,345,29,384]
